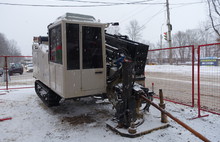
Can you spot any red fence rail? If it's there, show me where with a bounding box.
[0,56,34,90]
[146,45,195,107]
[1,43,220,116]
[147,43,220,116]
[197,43,220,115]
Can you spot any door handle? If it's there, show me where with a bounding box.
[95,71,103,74]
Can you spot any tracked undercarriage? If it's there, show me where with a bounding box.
[35,80,61,107]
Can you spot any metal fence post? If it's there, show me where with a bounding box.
[148,45,195,107]
[4,56,9,90]
[192,46,209,119]
[192,45,195,107]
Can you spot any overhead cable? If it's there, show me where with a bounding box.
[0,1,165,8]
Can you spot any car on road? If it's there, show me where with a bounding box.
[26,64,33,72]
[9,63,24,76]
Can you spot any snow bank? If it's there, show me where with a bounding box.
[145,65,220,76]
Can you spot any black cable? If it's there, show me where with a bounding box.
[138,7,165,30]
[0,1,165,8]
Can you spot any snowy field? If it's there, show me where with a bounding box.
[0,72,34,89]
[145,65,194,75]
[145,64,220,76]
[144,65,220,112]
[1,88,220,142]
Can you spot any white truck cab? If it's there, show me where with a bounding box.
[33,13,106,99]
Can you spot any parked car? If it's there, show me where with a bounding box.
[26,64,33,72]
[9,63,24,76]
[24,63,33,70]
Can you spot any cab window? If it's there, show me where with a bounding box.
[49,25,62,64]
[82,26,103,69]
[66,23,80,70]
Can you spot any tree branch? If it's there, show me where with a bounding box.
[211,0,220,16]
[207,0,220,37]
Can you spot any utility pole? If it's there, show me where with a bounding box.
[159,33,162,64]
[166,0,172,64]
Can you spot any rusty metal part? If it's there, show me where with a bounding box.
[0,117,12,122]
[106,120,169,138]
[140,95,211,142]
[159,89,168,123]
[128,122,137,134]
[0,93,6,95]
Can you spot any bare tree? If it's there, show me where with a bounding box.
[172,30,204,64]
[0,33,22,56]
[172,31,188,63]
[171,27,218,64]
[126,20,144,42]
[0,32,22,66]
[207,0,220,38]
[0,33,9,56]
[8,40,21,56]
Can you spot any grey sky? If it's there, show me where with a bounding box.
[0,0,207,55]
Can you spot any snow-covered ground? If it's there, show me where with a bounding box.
[145,65,194,75]
[145,65,220,76]
[1,88,220,142]
[144,64,220,113]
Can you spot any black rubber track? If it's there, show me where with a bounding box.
[35,80,61,107]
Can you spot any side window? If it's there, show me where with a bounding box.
[49,25,62,64]
[82,26,103,69]
[66,23,80,70]
[15,64,19,68]
[11,64,15,68]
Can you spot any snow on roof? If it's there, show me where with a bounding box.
[56,13,96,22]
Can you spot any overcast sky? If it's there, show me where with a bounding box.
[0,0,208,55]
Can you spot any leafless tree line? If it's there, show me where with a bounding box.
[107,20,219,65]
[148,28,220,65]
[0,33,22,67]
[0,33,21,56]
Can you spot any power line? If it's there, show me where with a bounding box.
[0,1,165,8]
[0,1,204,8]
[59,0,164,5]
[139,7,165,30]
[169,2,205,5]
[169,2,206,14]
[59,0,150,4]
[119,4,154,23]
[0,2,111,7]
[59,0,205,5]
[111,0,165,23]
